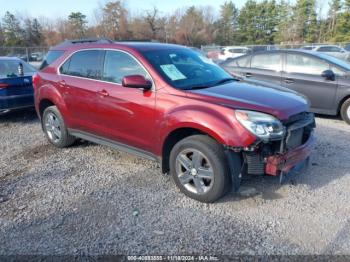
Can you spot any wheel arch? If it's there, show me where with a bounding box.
[161,127,224,174]
[338,94,350,114]
[39,99,55,118]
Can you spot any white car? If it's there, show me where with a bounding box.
[301,45,350,61]
[218,46,251,61]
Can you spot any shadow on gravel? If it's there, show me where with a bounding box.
[0,108,38,124]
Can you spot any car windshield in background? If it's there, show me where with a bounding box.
[141,48,233,90]
[0,59,36,78]
[315,52,350,71]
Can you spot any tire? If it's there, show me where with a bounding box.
[42,106,75,148]
[169,135,239,203]
[340,98,350,125]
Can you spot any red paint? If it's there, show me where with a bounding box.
[34,42,311,165]
[265,132,316,176]
[122,75,152,89]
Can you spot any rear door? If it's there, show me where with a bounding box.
[245,52,283,85]
[58,49,105,133]
[281,52,337,112]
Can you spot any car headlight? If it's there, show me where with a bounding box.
[235,110,285,141]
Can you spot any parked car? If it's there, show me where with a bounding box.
[33,39,315,202]
[0,57,37,114]
[221,49,350,124]
[218,46,251,61]
[31,52,44,62]
[301,45,350,61]
[344,43,350,52]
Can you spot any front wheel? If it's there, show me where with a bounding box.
[42,106,75,148]
[340,98,350,125]
[170,135,239,203]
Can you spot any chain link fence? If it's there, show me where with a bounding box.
[0,47,50,68]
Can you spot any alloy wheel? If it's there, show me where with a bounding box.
[175,148,214,194]
[45,112,62,143]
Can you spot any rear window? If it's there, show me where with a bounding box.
[0,60,36,78]
[40,50,64,70]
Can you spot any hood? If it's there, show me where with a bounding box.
[186,81,309,121]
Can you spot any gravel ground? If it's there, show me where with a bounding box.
[0,109,349,256]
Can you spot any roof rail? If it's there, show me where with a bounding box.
[56,38,114,47]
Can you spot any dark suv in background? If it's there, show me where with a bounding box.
[33,39,315,202]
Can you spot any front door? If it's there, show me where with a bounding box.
[96,50,156,152]
[281,52,337,112]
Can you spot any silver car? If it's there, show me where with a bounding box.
[301,45,350,61]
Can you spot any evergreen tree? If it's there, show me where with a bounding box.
[294,0,317,43]
[327,0,342,39]
[2,11,24,46]
[68,12,87,38]
[333,0,350,41]
[215,1,238,45]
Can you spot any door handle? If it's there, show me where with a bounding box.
[284,78,295,84]
[98,89,109,97]
[245,72,253,78]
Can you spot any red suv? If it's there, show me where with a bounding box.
[33,39,316,202]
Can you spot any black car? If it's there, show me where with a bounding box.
[221,50,350,124]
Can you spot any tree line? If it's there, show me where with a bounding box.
[1,0,350,48]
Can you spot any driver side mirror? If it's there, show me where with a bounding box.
[122,75,152,90]
[321,70,335,81]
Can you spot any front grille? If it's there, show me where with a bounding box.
[284,112,315,150]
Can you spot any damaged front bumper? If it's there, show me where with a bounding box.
[234,112,316,177]
[265,130,315,176]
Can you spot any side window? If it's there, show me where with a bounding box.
[102,50,148,84]
[60,50,104,80]
[286,54,329,75]
[329,46,341,52]
[40,50,64,70]
[251,53,282,71]
[226,56,250,68]
[317,46,330,52]
[60,58,71,74]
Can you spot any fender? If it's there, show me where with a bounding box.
[157,104,256,155]
[36,82,72,126]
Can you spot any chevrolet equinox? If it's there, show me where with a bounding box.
[33,39,316,202]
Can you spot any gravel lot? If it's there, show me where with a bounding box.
[0,109,349,256]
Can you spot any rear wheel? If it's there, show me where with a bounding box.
[340,98,350,125]
[170,135,239,203]
[42,106,75,147]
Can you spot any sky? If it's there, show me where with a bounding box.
[1,0,247,21]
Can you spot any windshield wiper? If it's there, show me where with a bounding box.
[211,78,236,86]
[183,85,210,90]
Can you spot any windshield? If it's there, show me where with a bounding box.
[0,59,36,77]
[141,48,233,90]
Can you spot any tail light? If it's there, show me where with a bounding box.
[32,73,40,89]
[0,83,9,89]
